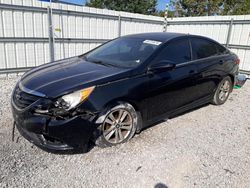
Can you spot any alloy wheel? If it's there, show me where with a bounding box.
[218,80,230,101]
[102,109,133,144]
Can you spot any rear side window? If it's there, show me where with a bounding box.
[191,38,223,60]
[153,38,191,64]
[217,44,227,55]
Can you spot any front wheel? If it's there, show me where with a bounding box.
[95,102,138,148]
[212,76,232,105]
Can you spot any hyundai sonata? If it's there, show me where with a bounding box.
[11,32,239,152]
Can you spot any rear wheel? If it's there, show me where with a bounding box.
[95,102,138,147]
[212,76,232,105]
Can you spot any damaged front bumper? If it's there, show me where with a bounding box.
[11,98,99,152]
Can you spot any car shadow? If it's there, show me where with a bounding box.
[154,183,168,188]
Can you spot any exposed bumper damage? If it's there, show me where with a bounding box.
[11,96,99,152]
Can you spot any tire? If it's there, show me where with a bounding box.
[95,102,138,148]
[212,76,233,105]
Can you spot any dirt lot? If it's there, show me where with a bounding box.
[0,76,250,188]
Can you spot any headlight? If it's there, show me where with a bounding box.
[55,86,95,110]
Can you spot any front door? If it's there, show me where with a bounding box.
[146,37,198,121]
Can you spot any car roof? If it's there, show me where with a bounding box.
[123,32,188,43]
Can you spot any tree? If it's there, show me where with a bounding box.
[154,10,175,18]
[170,0,250,17]
[170,0,223,17]
[86,0,250,17]
[86,0,157,15]
[222,0,250,15]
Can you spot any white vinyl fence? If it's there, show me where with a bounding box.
[0,0,250,74]
[0,0,163,73]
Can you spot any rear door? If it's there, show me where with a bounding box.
[146,37,198,120]
[189,37,229,99]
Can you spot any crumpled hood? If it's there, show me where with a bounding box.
[20,57,131,98]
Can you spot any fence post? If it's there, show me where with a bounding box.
[60,5,66,59]
[226,18,234,48]
[47,6,55,62]
[163,4,169,32]
[118,14,121,37]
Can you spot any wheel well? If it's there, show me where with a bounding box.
[228,74,235,85]
[104,99,140,113]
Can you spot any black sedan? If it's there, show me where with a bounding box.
[11,32,239,152]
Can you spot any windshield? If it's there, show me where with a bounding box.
[85,37,162,68]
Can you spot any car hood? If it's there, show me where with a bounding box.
[20,57,131,98]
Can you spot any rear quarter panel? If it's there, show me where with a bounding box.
[194,53,238,98]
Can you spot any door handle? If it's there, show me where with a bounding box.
[219,60,224,64]
[189,70,196,74]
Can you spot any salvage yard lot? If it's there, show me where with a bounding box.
[0,76,250,188]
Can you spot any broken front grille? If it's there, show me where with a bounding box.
[13,86,41,109]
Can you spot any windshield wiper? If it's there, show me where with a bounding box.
[82,56,121,68]
[89,59,116,67]
[91,60,109,66]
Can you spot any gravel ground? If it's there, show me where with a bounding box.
[0,76,250,188]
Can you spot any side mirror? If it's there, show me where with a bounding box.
[148,61,176,73]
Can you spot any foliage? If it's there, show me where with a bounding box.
[86,0,157,15]
[86,0,250,16]
[222,0,250,15]
[170,0,223,17]
[170,0,250,16]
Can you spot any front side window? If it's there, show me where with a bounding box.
[191,38,219,60]
[153,38,191,64]
[85,37,161,68]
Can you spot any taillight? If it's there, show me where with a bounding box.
[235,58,240,65]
